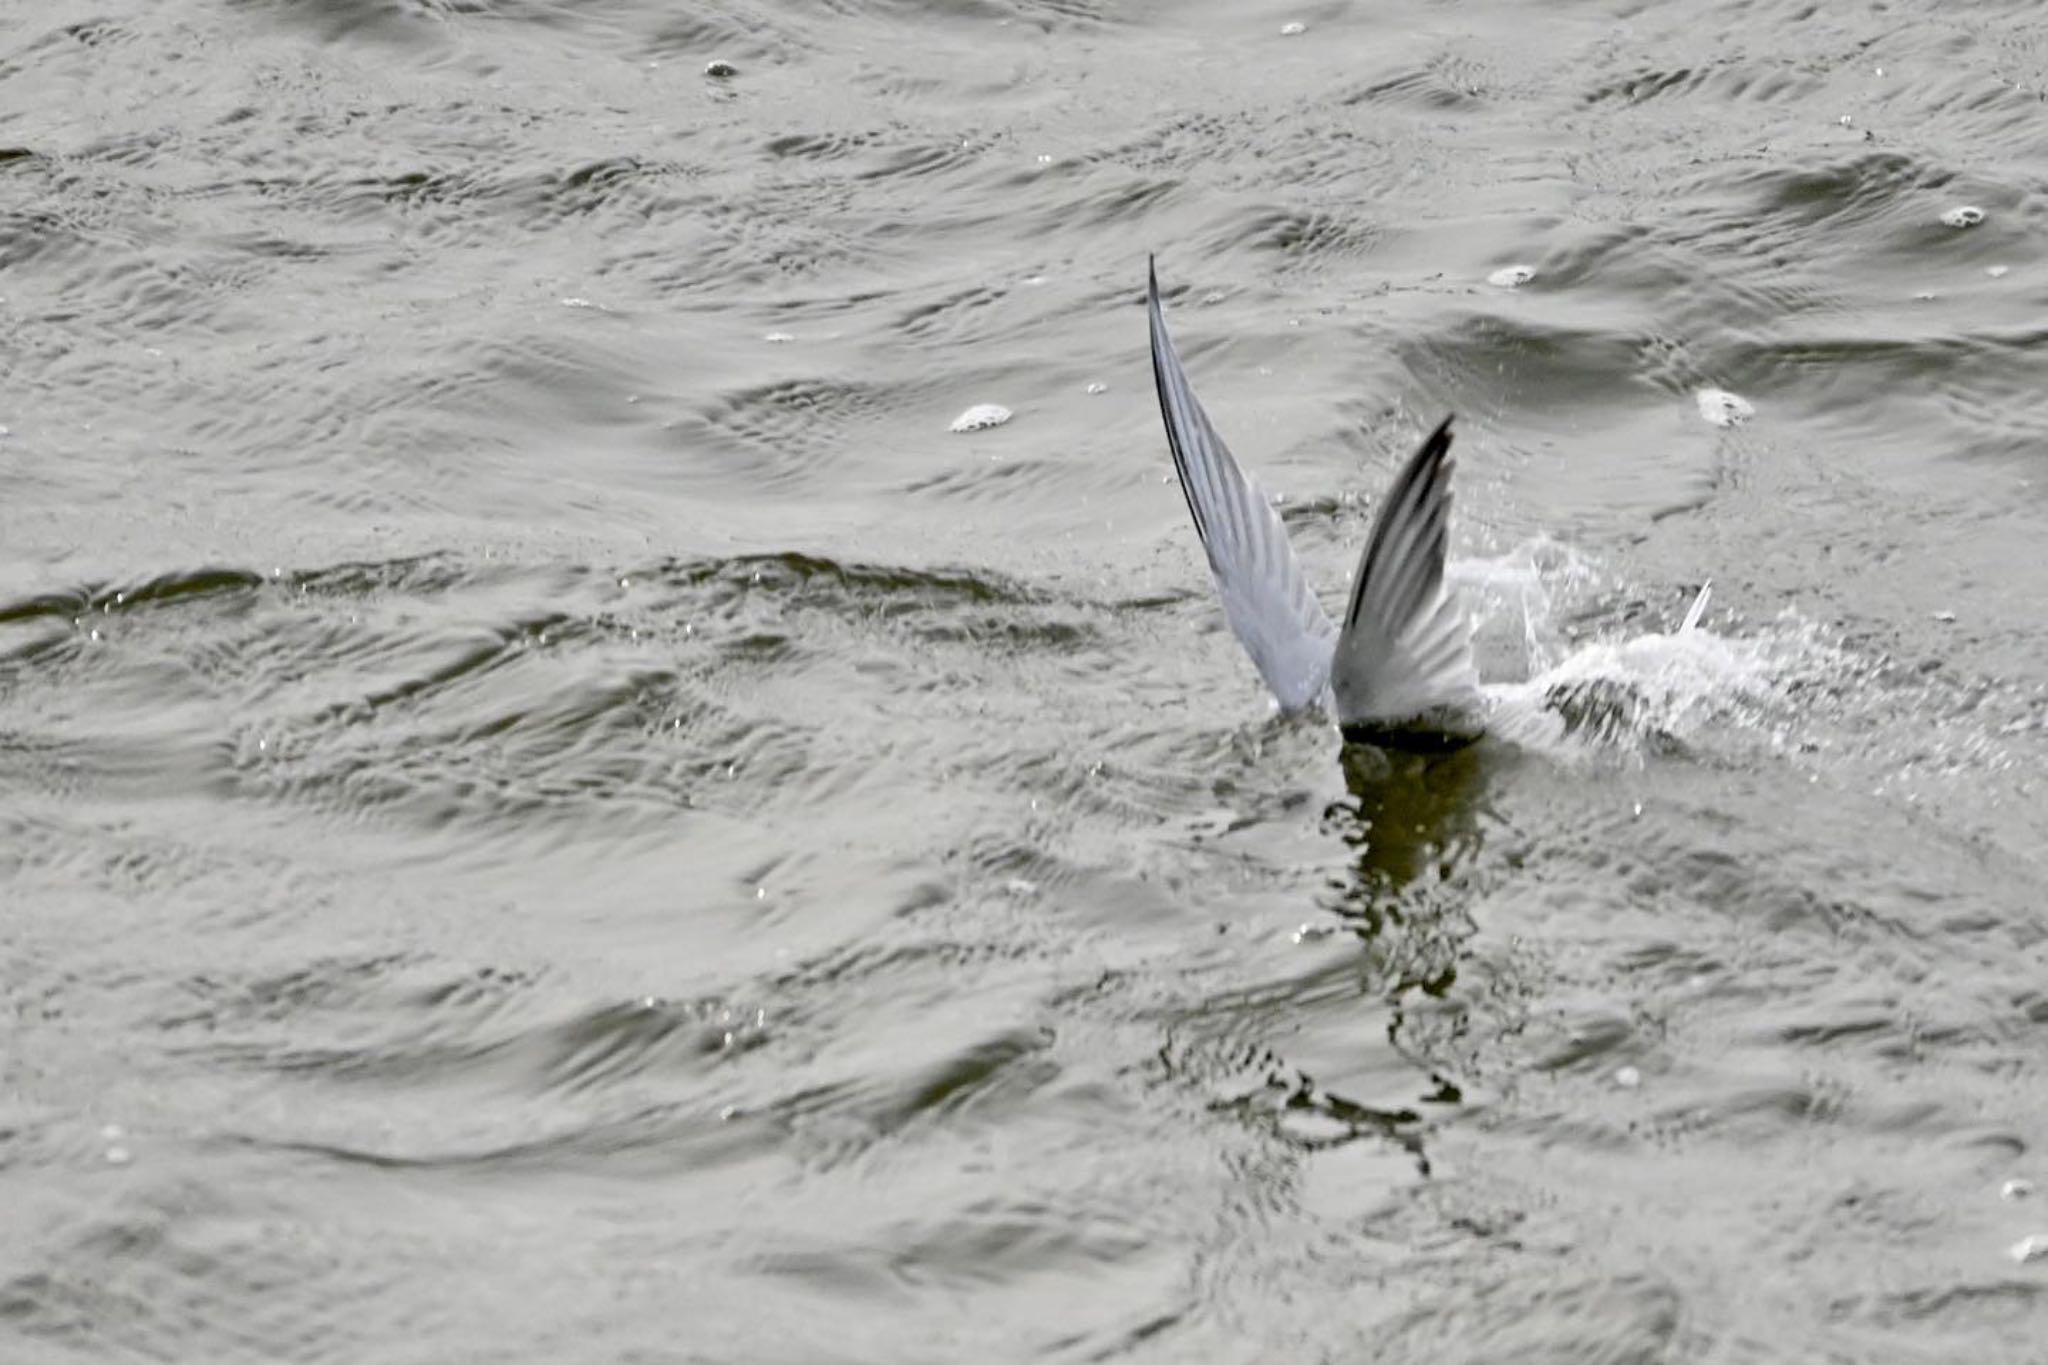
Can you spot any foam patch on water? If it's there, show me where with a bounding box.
[950,403,1012,433]
[1695,388,1754,428]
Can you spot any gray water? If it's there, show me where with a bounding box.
[5,1,2048,1360]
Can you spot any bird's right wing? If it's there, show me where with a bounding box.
[1328,417,1482,730]
[1148,259,1336,712]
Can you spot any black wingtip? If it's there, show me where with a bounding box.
[1340,414,1461,632]
[1409,414,1456,474]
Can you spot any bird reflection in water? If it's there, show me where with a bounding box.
[1328,735,1500,915]
[1266,737,1511,1173]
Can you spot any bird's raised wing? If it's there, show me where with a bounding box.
[1148,259,1335,712]
[1328,417,1482,731]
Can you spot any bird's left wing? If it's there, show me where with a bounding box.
[1148,259,1336,712]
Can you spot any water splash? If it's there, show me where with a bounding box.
[1450,536,1602,684]
[1453,544,1839,760]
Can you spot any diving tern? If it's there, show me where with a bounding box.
[1147,259,1484,748]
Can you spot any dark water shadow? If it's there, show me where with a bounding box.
[1328,737,1502,915]
[1222,739,1514,1176]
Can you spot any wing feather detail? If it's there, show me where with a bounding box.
[1147,260,1335,712]
[1329,417,1483,731]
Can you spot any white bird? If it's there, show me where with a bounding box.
[1147,259,1484,748]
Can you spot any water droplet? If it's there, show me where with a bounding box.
[1085,382,1107,395]
[2002,1178,2035,1201]
[1986,265,2010,278]
[2009,1234,2048,1264]
[704,59,738,78]
[105,1146,131,1166]
[764,331,794,343]
[1932,610,1957,624]
[1940,205,1985,228]
[1488,264,1536,288]
[950,403,1012,433]
[1281,21,1306,35]
[719,1105,738,1121]
[1614,1066,1642,1089]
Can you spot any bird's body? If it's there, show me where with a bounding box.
[1146,260,1484,745]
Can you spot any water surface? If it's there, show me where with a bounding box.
[5,1,2048,1360]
